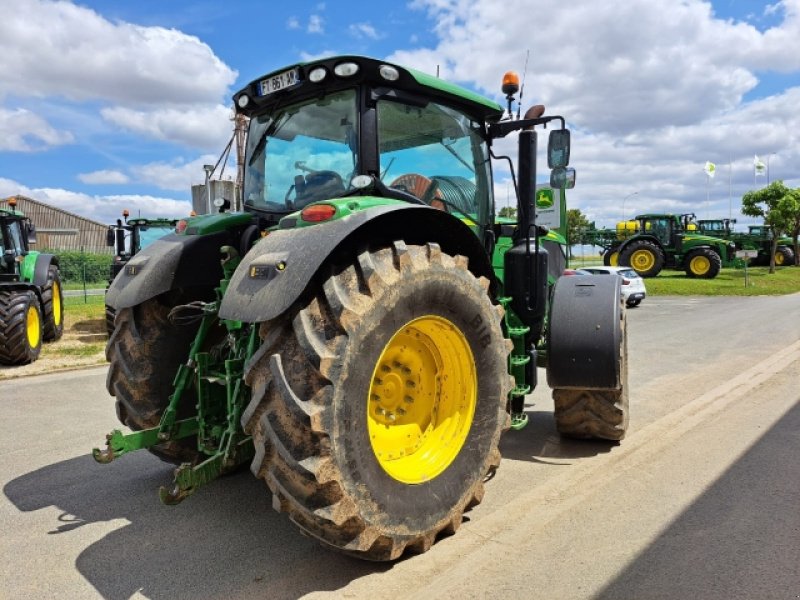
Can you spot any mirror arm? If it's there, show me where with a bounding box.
[489,115,565,139]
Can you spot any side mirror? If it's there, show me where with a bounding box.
[26,223,37,245]
[548,129,571,168]
[106,227,116,246]
[550,167,576,190]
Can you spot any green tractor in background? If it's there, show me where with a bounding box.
[105,211,180,334]
[96,56,628,561]
[0,197,64,365]
[596,213,736,278]
[696,219,795,266]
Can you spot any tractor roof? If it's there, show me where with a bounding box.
[234,55,505,124]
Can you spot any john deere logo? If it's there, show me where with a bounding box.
[536,189,554,209]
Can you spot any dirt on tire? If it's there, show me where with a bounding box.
[243,241,513,561]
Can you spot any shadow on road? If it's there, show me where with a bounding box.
[595,399,800,599]
[4,452,387,599]
[500,407,619,464]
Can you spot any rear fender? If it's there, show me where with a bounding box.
[31,253,58,286]
[106,231,237,310]
[218,204,492,323]
[547,275,622,390]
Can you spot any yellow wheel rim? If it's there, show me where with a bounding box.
[631,249,655,271]
[52,280,62,326]
[690,255,710,275]
[775,253,785,265]
[367,315,477,484]
[609,251,619,266]
[26,305,41,349]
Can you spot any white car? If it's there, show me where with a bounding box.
[575,266,647,307]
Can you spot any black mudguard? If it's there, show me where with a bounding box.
[32,253,58,286]
[547,275,623,390]
[219,204,492,323]
[106,231,233,310]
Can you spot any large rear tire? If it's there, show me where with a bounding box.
[106,291,214,464]
[0,290,43,365]
[775,246,794,266]
[41,265,64,341]
[553,313,629,441]
[619,240,664,277]
[684,247,721,278]
[242,242,512,561]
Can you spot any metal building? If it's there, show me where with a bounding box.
[0,195,111,254]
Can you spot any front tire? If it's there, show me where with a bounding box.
[553,313,629,440]
[619,240,664,277]
[242,242,512,561]
[41,265,64,341]
[0,290,43,365]
[684,247,721,278]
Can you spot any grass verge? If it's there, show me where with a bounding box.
[643,265,800,296]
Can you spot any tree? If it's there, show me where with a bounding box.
[741,180,800,271]
[566,208,591,259]
[776,188,800,265]
[498,206,517,219]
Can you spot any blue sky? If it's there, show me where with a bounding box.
[2,0,800,227]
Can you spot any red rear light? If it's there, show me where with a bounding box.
[175,219,188,234]
[301,204,336,222]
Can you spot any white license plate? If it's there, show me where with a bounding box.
[258,68,300,96]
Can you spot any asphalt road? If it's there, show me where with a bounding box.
[1,294,799,600]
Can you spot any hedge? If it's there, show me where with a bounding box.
[41,249,113,284]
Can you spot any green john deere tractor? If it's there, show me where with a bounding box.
[105,211,179,334]
[599,213,736,278]
[0,197,64,365]
[96,56,628,561]
[695,219,795,266]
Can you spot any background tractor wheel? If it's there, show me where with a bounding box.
[41,265,64,341]
[619,240,664,277]
[774,246,794,266]
[242,242,512,561]
[602,249,619,266]
[106,291,214,464]
[553,313,629,441]
[0,290,43,365]
[684,247,721,278]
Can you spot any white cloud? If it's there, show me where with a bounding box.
[78,170,130,185]
[308,14,324,34]
[0,177,193,224]
[349,22,383,40]
[0,0,237,106]
[287,16,301,29]
[100,104,233,150]
[392,0,800,227]
[131,154,234,192]
[0,108,74,151]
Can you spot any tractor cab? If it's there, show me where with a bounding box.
[235,56,506,244]
[636,214,675,246]
[0,202,35,281]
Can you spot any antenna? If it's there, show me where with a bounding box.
[516,49,530,120]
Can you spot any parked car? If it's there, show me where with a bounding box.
[575,266,647,307]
